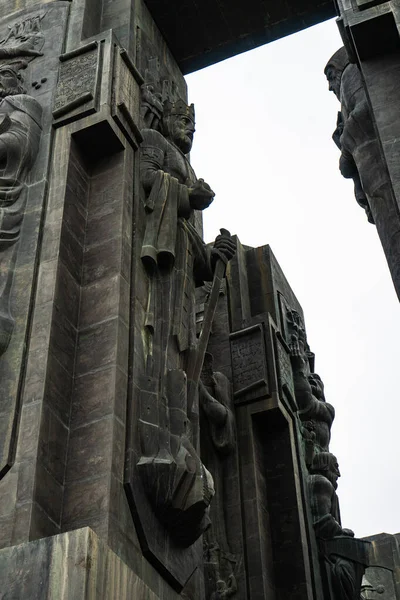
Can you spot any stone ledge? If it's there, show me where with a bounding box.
[0,527,159,599]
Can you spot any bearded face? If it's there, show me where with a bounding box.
[327,455,341,489]
[309,373,325,401]
[0,66,25,99]
[164,113,195,155]
[325,66,341,100]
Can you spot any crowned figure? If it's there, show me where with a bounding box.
[137,97,235,545]
[0,40,43,353]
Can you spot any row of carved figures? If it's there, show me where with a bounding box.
[286,304,371,600]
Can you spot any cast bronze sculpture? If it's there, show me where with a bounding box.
[138,95,235,546]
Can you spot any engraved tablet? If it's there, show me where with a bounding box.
[53,42,101,123]
[230,324,269,404]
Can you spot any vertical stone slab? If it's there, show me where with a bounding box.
[226,243,316,600]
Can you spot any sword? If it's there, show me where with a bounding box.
[187,228,232,416]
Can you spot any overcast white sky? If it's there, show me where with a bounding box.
[186,18,400,540]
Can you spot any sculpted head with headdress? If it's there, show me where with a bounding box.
[162,98,196,155]
[0,63,26,99]
[324,47,350,100]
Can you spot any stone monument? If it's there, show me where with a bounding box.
[0,0,397,599]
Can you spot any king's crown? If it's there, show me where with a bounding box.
[163,98,195,121]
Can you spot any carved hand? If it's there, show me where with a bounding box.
[339,152,357,179]
[289,335,306,369]
[211,230,236,266]
[0,43,43,58]
[188,178,215,210]
[341,528,355,537]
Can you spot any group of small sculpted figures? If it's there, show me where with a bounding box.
[0,22,43,354]
[288,307,369,600]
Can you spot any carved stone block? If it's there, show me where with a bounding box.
[229,324,269,404]
[355,0,387,9]
[0,527,158,599]
[275,333,296,409]
[53,42,102,125]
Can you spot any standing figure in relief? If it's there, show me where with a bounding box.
[138,98,235,545]
[325,47,392,225]
[0,62,42,353]
[309,452,368,600]
[288,310,334,463]
[200,353,238,598]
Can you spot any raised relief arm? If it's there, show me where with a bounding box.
[140,128,166,193]
[199,379,228,427]
[290,336,314,412]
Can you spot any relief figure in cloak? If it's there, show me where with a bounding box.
[309,452,369,600]
[325,47,392,225]
[0,60,42,353]
[200,353,238,598]
[138,97,235,545]
[288,309,335,465]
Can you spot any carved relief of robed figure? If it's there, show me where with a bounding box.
[200,353,238,598]
[309,452,370,600]
[287,309,335,465]
[325,47,392,226]
[0,55,42,353]
[138,97,235,546]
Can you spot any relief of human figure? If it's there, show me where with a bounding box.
[199,353,238,598]
[288,310,335,464]
[138,97,235,545]
[309,452,369,600]
[324,47,392,225]
[0,61,42,353]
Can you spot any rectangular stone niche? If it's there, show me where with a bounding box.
[0,527,158,599]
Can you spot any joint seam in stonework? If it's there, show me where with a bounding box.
[61,220,85,251]
[83,233,128,252]
[69,413,125,433]
[42,401,70,431]
[64,472,112,487]
[69,413,117,433]
[73,363,127,381]
[32,500,60,529]
[74,363,127,380]
[78,313,129,334]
